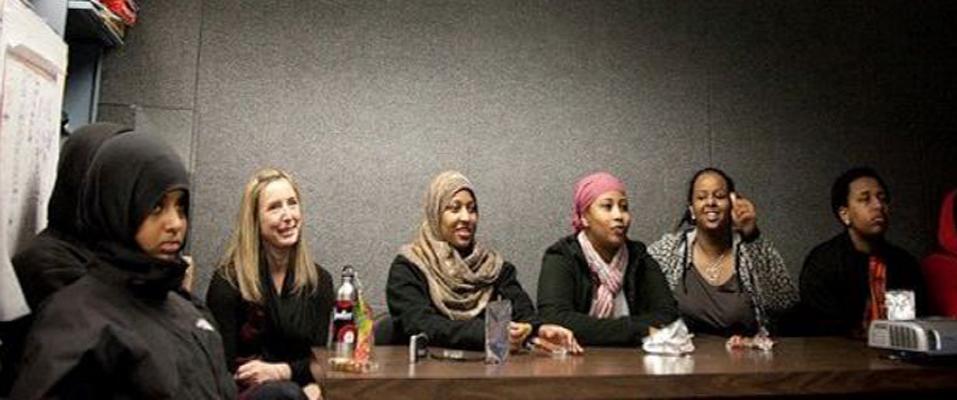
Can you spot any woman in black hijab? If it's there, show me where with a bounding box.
[11,122,131,308]
[11,131,236,399]
[1,123,129,394]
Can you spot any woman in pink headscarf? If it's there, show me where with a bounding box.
[537,172,678,346]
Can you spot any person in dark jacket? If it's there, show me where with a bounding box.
[11,131,236,399]
[12,122,131,309]
[538,172,678,346]
[0,123,130,394]
[206,168,331,400]
[800,167,926,337]
[387,171,581,353]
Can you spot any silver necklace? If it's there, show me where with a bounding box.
[696,243,729,284]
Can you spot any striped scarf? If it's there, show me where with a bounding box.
[577,231,628,318]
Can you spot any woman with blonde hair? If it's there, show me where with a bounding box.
[207,168,332,400]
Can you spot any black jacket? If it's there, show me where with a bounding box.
[537,234,679,346]
[799,232,927,336]
[12,258,236,399]
[1,123,129,395]
[11,131,236,399]
[11,122,130,308]
[387,255,541,350]
[206,264,334,386]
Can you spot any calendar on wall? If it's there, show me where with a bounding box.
[0,0,68,321]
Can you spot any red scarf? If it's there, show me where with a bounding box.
[865,256,887,328]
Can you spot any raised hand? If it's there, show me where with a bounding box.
[731,193,758,238]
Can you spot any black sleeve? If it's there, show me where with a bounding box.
[11,297,117,399]
[537,244,646,346]
[46,331,133,399]
[12,243,89,310]
[312,265,335,345]
[386,255,485,350]
[289,265,335,386]
[496,263,542,332]
[627,253,679,336]
[204,272,243,372]
[798,246,854,335]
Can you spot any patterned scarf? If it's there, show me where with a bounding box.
[399,171,504,320]
[577,231,628,318]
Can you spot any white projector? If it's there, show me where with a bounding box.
[868,318,957,356]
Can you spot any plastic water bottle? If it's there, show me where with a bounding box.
[331,265,357,359]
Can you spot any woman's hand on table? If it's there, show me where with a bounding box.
[509,322,534,351]
[235,359,291,385]
[532,324,584,355]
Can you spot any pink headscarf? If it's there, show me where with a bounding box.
[572,172,627,232]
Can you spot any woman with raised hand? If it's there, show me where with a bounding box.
[387,171,582,354]
[11,131,235,399]
[648,168,797,336]
[207,168,332,400]
[537,172,678,346]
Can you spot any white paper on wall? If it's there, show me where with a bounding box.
[0,0,68,321]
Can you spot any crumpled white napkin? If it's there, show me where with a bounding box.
[725,327,775,351]
[641,319,695,355]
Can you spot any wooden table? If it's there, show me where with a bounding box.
[312,336,957,399]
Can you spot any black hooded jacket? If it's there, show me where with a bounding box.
[10,132,237,399]
[12,123,130,309]
[1,123,129,394]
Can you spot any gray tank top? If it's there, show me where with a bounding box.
[674,263,758,336]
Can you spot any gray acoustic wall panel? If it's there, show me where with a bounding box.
[99,0,202,109]
[133,106,194,173]
[95,104,135,129]
[98,1,957,312]
[190,0,711,307]
[706,1,957,274]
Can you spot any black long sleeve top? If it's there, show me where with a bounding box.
[386,255,541,350]
[206,264,334,386]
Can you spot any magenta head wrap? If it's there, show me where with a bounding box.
[572,172,627,232]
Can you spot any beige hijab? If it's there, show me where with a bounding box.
[399,171,504,320]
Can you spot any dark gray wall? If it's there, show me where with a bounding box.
[98,0,957,310]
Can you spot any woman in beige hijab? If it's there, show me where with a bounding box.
[387,171,582,353]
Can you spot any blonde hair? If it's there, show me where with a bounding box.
[218,168,318,303]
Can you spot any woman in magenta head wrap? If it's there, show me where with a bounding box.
[537,172,678,346]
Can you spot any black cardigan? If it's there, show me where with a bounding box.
[206,264,334,386]
[799,232,927,336]
[386,255,541,350]
[537,234,679,346]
